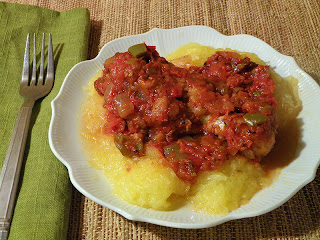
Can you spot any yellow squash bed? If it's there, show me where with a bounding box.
[80,43,301,215]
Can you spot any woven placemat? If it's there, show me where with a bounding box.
[5,0,320,239]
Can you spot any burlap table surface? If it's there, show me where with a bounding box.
[4,0,320,239]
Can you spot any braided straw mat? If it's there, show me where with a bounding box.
[6,0,320,239]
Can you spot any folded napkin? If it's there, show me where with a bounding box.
[0,2,89,239]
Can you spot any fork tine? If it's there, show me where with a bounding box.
[46,33,54,86]
[21,34,30,87]
[38,33,45,85]
[30,33,37,86]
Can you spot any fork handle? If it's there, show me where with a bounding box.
[0,100,34,239]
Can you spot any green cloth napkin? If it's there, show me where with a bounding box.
[0,2,90,239]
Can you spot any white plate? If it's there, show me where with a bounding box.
[48,26,320,229]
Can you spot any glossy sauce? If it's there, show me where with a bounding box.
[94,45,279,184]
[261,118,301,175]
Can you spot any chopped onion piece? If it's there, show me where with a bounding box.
[114,93,134,118]
[104,82,115,101]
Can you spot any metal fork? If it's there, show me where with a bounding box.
[0,33,54,240]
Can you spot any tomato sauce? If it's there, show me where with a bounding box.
[94,44,277,184]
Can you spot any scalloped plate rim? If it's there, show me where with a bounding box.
[48,26,320,229]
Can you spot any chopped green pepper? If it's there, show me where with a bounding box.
[231,60,245,72]
[135,141,144,153]
[163,144,180,156]
[260,105,273,112]
[233,87,243,93]
[128,43,147,58]
[185,162,197,177]
[114,135,144,157]
[114,135,133,157]
[163,144,188,160]
[253,90,261,97]
[243,113,267,126]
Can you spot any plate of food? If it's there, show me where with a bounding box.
[48,26,320,229]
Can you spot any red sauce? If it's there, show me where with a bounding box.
[94,45,277,184]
